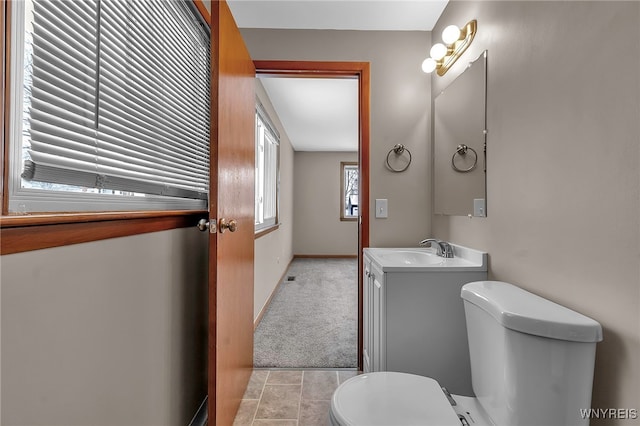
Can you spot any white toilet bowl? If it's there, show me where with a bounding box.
[330,371,493,426]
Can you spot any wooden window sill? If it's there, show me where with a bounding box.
[340,217,358,222]
[0,210,207,255]
[255,223,280,239]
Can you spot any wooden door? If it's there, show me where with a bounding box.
[209,2,255,424]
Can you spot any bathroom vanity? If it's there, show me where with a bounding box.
[362,245,487,396]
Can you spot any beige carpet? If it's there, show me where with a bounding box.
[254,258,358,368]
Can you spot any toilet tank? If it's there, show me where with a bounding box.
[461,281,603,426]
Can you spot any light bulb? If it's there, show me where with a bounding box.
[421,57,437,73]
[442,25,461,44]
[430,43,447,61]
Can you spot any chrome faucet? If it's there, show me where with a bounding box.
[419,238,454,258]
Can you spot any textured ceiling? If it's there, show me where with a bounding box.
[259,77,359,152]
[228,1,448,31]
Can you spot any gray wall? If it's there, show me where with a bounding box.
[254,79,295,321]
[242,29,433,248]
[1,229,208,425]
[293,151,359,256]
[430,1,639,419]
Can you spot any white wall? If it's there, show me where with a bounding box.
[254,80,295,321]
[0,229,208,425]
[430,1,639,420]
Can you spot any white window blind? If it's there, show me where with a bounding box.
[13,0,210,211]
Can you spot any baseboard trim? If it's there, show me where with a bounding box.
[254,367,360,371]
[293,254,358,259]
[188,396,207,426]
[254,257,294,331]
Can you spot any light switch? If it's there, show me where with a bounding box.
[473,198,486,217]
[375,199,388,218]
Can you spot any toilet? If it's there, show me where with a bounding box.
[330,281,603,425]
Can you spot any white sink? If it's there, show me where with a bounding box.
[364,244,487,272]
[374,249,444,265]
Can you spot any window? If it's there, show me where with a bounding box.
[255,102,280,232]
[8,0,210,213]
[341,162,358,221]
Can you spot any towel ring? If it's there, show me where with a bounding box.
[451,144,478,173]
[386,144,412,172]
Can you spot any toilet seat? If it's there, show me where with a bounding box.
[330,372,461,426]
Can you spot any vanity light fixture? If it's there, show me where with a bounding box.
[422,20,477,76]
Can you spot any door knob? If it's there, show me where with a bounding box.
[219,218,237,233]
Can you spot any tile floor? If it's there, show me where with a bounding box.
[233,369,360,426]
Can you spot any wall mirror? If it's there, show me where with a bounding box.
[434,51,487,216]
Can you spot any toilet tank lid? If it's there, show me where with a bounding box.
[461,281,603,343]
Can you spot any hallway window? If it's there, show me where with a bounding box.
[7,0,210,212]
[255,103,280,232]
[341,162,358,221]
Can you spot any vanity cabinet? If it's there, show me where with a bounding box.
[363,258,385,374]
[362,250,487,396]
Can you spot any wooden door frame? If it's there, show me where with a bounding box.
[254,61,370,370]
